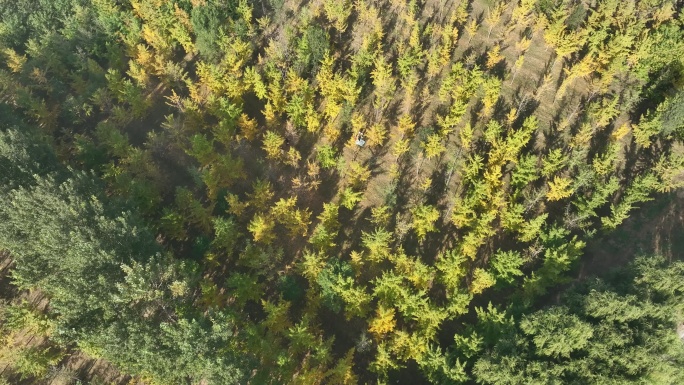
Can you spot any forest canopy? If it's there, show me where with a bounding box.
[0,0,683,384]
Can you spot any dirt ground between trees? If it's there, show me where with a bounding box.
[580,189,684,278]
[0,253,133,385]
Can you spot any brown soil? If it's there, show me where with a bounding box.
[0,253,135,385]
[580,189,684,279]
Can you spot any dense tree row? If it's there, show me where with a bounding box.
[0,127,248,383]
[475,256,684,384]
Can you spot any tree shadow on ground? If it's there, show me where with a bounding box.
[581,190,684,275]
[534,190,684,309]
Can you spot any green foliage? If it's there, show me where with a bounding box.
[0,0,81,49]
[309,221,337,251]
[316,261,353,313]
[520,307,594,358]
[295,25,329,74]
[418,345,468,384]
[362,228,393,263]
[518,214,547,243]
[227,272,264,307]
[511,154,539,189]
[10,345,64,380]
[316,144,338,169]
[277,275,304,302]
[602,173,660,229]
[0,126,248,384]
[212,216,240,255]
[0,129,57,189]
[541,149,567,177]
[3,301,53,335]
[662,91,684,137]
[490,250,524,284]
[191,1,239,60]
[474,256,684,384]
[188,133,216,165]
